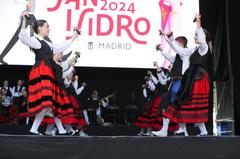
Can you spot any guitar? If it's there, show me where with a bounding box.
[100,94,115,107]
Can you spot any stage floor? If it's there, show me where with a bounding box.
[0,123,212,136]
[1,124,235,159]
[0,134,239,159]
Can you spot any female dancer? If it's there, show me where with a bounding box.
[162,14,212,136]
[18,11,80,135]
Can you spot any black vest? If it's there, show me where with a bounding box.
[32,38,54,67]
[190,49,209,69]
[3,86,12,97]
[171,54,183,76]
[32,38,64,85]
[14,86,24,93]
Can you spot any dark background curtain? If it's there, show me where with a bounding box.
[200,0,240,134]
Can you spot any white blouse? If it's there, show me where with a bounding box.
[19,29,73,54]
[161,49,189,75]
[164,27,208,74]
[168,27,208,57]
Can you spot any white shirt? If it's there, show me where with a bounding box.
[165,27,208,74]
[62,65,74,79]
[75,86,84,95]
[72,80,85,95]
[161,50,176,64]
[2,96,11,107]
[143,88,147,98]
[19,29,73,54]
[147,80,156,92]
[157,71,170,85]
[11,86,25,97]
[168,28,208,56]
[162,50,189,75]
[64,78,71,88]
[150,74,158,85]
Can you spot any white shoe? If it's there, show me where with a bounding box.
[197,132,208,136]
[137,132,145,136]
[86,121,90,125]
[69,130,76,136]
[152,129,168,137]
[145,131,153,136]
[51,127,57,136]
[97,115,104,126]
[79,131,88,137]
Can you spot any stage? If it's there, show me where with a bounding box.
[0,124,238,159]
[0,135,239,159]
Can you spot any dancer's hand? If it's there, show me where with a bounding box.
[82,82,87,87]
[26,1,33,10]
[159,29,166,36]
[74,75,79,80]
[142,84,147,88]
[166,31,173,38]
[195,14,201,21]
[153,61,158,67]
[159,29,173,38]
[147,70,152,75]
[73,27,82,35]
[194,14,201,28]
[75,51,81,58]
[71,27,81,41]
[22,11,30,20]
[155,44,163,51]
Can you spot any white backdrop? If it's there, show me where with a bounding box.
[0,0,199,68]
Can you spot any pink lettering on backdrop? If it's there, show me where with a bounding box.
[47,0,62,11]
[117,15,148,45]
[47,0,151,44]
[97,14,114,36]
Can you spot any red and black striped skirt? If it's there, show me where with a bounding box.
[42,95,87,129]
[27,60,74,118]
[163,72,210,123]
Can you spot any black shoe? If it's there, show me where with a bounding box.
[175,132,185,136]
[44,132,55,136]
[57,131,74,136]
[0,57,8,65]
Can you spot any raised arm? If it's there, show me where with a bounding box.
[147,80,156,92]
[195,14,208,55]
[167,38,195,56]
[52,30,80,53]
[159,29,195,56]
[18,12,41,49]
[148,71,158,85]
[76,84,86,95]
[161,50,176,64]
[155,44,176,64]
[67,51,81,66]
[62,66,74,79]
[142,87,147,98]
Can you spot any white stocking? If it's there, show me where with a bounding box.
[54,117,66,134]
